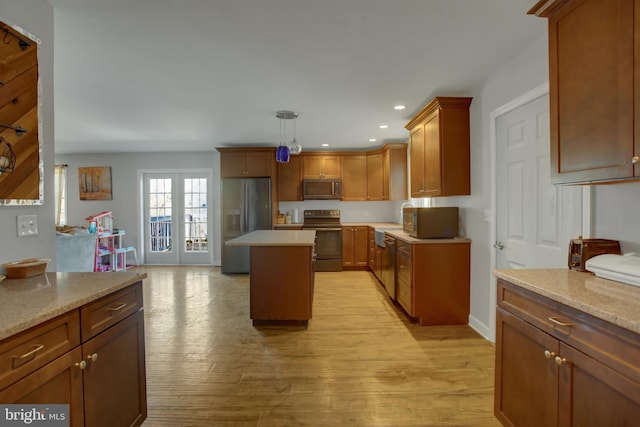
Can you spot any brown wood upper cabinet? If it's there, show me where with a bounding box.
[405,97,472,197]
[340,144,408,201]
[217,148,275,178]
[341,155,368,201]
[303,155,341,179]
[277,155,304,201]
[530,0,640,184]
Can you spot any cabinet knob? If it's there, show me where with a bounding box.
[87,353,99,362]
[554,356,567,366]
[75,360,87,370]
[543,350,556,359]
[632,156,640,164]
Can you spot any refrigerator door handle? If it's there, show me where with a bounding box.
[243,181,249,233]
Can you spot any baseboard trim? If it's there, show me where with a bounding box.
[469,314,493,343]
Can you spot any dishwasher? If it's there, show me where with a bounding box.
[381,235,396,299]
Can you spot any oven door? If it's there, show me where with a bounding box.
[304,226,343,271]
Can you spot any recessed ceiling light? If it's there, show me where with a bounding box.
[369,138,377,142]
[394,105,406,110]
[322,143,329,147]
[379,125,389,129]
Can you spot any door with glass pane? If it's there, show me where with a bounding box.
[143,172,211,265]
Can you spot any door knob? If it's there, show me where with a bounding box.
[493,241,505,250]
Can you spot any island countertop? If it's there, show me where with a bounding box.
[226,230,316,246]
[0,271,147,341]
[494,268,640,334]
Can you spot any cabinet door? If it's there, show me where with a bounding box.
[422,111,442,196]
[83,311,147,427]
[342,227,355,266]
[220,152,248,177]
[277,155,303,201]
[495,308,559,427]
[547,0,635,183]
[321,156,341,179]
[353,227,369,266]
[0,347,85,427]
[245,151,273,177]
[557,343,640,427]
[341,156,367,201]
[409,126,425,197]
[366,153,384,200]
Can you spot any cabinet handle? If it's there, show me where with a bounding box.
[554,356,567,366]
[75,360,87,370]
[548,317,572,327]
[87,353,99,363]
[544,350,556,359]
[12,344,44,360]
[632,156,640,164]
[108,303,127,312]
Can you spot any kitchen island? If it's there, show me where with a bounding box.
[226,230,316,325]
[0,271,148,427]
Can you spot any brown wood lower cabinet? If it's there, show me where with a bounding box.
[495,279,640,427]
[0,282,147,427]
[395,239,470,326]
[342,226,369,268]
[250,246,314,322]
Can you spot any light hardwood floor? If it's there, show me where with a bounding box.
[138,266,500,427]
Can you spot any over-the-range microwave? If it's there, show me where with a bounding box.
[303,179,342,200]
[403,207,459,239]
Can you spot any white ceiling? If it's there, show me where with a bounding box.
[47,0,545,154]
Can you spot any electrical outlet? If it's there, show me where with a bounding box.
[17,214,38,237]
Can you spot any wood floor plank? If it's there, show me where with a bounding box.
[138,267,499,426]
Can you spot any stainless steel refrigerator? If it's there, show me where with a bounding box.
[221,178,272,273]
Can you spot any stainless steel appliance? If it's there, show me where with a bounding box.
[221,178,272,273]
[380,234,396,299]
[302,209,342,271]
[303,179,342,200]
[402,206,459,239]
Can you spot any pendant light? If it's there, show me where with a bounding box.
[275,110,302,162]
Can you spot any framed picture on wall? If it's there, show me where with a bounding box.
[78,166,112,200]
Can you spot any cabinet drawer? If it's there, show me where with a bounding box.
[397,281,412,315]
[0,311,80,390]
[81,282,143,341]
[396,253,412,287]
[397,240,411,257]
[498,279,640,383]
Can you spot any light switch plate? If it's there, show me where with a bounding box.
[17,214,38,237]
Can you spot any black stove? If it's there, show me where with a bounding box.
[302,210,342,271]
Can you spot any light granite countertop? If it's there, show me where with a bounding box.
[226,230,316,246]
[385,230,471,245]
[0,271,147,341]
[494,269,640,334]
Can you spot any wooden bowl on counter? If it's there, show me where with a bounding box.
[3,258,49,279]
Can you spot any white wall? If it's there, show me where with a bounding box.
[55,151,218,263]
[0,1,55,271]
[593,183,640,254]
[434,32,551,338]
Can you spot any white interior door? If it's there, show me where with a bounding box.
[143,172,211,265]
[495,92,583,270]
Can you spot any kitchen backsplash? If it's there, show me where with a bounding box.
[278,200,406,224]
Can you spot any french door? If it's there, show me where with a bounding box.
[143,172,211,265]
